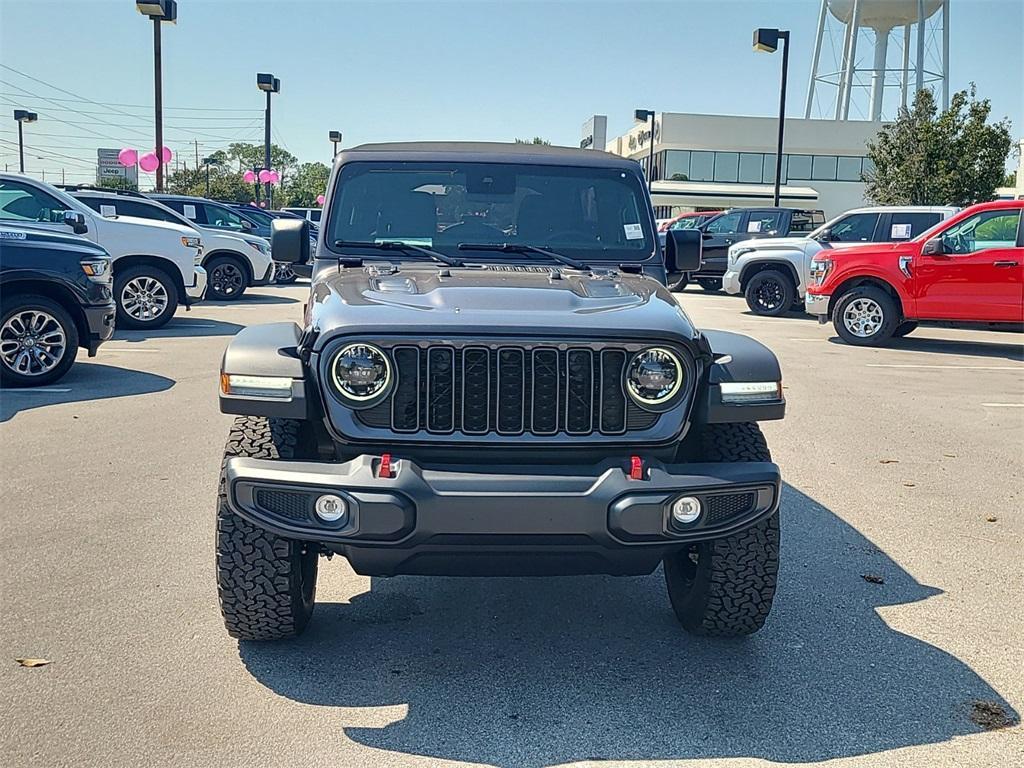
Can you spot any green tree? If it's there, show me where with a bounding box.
[97,176,138,192]
[864,86,1012,206]
[280,161,330,207]
[226,142,297,177]
[514,137,551,145]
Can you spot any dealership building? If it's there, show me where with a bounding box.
[586,112,885,218]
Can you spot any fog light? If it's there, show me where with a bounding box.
[314,494,347,523]
[671,496,702,525]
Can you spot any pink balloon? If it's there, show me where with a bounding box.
[268,171,280,184]
[118,148,138,167]
[161,146,172,164]
[316,194,325,206]
[138,152,159,173]
[243,170,256,183]
[258,169,273,184]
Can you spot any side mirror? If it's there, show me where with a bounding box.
[921,237,944,256]
[240,219,254,232]
[271,218,310,264]
[63,210,88,235]
[665,228,702,273]
[816,227,832,243]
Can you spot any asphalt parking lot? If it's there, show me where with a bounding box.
[1,284,1021,768]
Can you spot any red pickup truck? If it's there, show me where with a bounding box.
[805,200,1023,345]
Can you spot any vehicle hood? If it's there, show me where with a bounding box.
[309,264,698,345]
[204,229,268,250]
[732,235,814,254]
[0,226,109,256]
[106,215,197,238]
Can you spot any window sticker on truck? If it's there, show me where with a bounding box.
[891,223,913,239]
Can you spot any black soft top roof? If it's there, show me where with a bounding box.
[340,141,640,170]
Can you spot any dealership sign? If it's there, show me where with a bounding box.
[97,148,138,185]
[580,115,607,151]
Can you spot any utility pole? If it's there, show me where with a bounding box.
[257,73,280,207]
[137,1,177,192]
[194,139,199,169]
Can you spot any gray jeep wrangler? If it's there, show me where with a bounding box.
[216,142,786,640]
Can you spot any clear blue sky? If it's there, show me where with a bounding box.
[0,0,1020,183]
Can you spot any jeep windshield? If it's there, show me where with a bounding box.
[325,161,656,263]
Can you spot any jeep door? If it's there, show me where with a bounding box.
[914,207,1023,322]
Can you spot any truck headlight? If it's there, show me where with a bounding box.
[809,258,833,285]
[80,258,111,282]
[729,246,756,265]
[331,343,392,402]
[248,239,271,255]
[181,235,202,249]
[625,347,684,408]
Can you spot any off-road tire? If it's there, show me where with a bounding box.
[894,320,919,337]
[668,273,688,292]
[696,277,721,292]
[664,422,780,637]
[114,264,178,330]
[216,416,318,640]
[744,270,796,317]
[0,294,79,387]
[833,285,900,346]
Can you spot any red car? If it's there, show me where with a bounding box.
[806,200,1023,345]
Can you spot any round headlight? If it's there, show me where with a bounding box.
[331,343,391,402]
[625,347,684,407]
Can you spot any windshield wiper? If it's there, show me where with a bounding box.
[334,239,463,267]
[456,242,589,270]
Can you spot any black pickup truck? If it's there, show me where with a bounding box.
[0,226,115,386]
[675,206,825,291]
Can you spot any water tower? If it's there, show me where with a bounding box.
[805,0,949,121]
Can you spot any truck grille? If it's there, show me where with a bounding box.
[357,343,660,437]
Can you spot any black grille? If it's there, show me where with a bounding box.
[358,343,663,437]
[255,489,312,522]
[705,492,756,524]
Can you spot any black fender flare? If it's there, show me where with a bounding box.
[738,259,800,292]
[695,330,785,424]
[203,249,254,283]
[219,322,309,419]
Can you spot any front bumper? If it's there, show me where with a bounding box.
[722,269,741,295]
[224,455,781,576]
[83,302,116,356]
[805,291,830,321]
[251,261,276,286]
[184,266,208,304]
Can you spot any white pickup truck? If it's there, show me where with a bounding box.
[721,206,959,316]
[0,174,205,329]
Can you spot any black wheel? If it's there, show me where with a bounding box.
[0,295,79,387]
[275,263,298,284]
[696,277,721,292]
[668,273,688,292]
[664,423,780,637]
[744,270,796,317]
[894,320,919,338]
[114,265,178,330]
[206,255,249,301]
[833,285,900,346]
[216,416,318,640]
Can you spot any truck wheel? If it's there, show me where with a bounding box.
[206,255,249,301]
[275,263,298,284]
[668,273,688,292]
[894,320,919,337]
[216,416,318,640]
[744,271,795,317]
[0,295,79,387]
[833,286,900,346]
[115,265,178,330]
[696,278,721,292]
[664,423,780,636]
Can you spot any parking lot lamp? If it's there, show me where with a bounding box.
[753,27,790,207]
[634,110,656,190]
[136,0,177,193]
[256,74,280,206]
[329,130,342,159]
[13,110,37,173]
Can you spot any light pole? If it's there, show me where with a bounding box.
[329,130,342,159]
[202,156,220,198]
[257,73,280,207]
[13,110,37,173]
[754,27,791,207]
[136,0,177,193]
[634,109,656,190]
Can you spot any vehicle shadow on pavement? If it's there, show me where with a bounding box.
[113,317,244,343]
[0,363,174,423]
[238,484,1017,767]
[203,293,300,306]
[826,335,1024,361]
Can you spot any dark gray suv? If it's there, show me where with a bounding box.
[214,142,787,640]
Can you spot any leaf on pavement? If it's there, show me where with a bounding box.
[878,459,900,464]
[861,574,885,584]
[15,658,51,668]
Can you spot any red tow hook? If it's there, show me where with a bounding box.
[629,455,645,480]
[378,453,393,479]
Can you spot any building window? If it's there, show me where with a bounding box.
[812,155,839,181]
[787,154,812,180]
[664,150,690,181]
[862,157,876,177]
[713,152,739,182]
[690,151,715,182]
[763,154,788,185]
[837,156,863,181]
[739,153,763,183]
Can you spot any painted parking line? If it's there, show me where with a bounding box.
[100,348,164,353]
[981,403,1024,408]
[4,387,71,393]
[866,364,1024,371]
